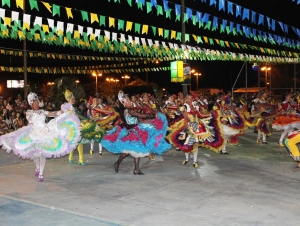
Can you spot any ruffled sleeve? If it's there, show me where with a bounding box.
[128,109,155,120]
[26,110,33,124]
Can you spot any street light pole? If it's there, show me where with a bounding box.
[181,0,188,95]
[75,80,79,89]
[194,73,201,90]
[261,66,271,93]
[93,73,102,93]
[23,0,28,99]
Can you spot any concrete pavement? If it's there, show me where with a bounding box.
[0,129,299,226]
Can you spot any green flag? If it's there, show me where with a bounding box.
[81,11,89,22]
[146,1,152,13]
[118,19,124,30]
[2,0,10,7]
[100,15,106,27]
[53,4,60,17]
[157,5,163,16]
[152,26,156,36]
[135,23,141,34]
[166,9,171,19]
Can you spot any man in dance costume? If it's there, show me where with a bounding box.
[0,92,81,182]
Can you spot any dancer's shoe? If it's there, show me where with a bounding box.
[38,175,44,182]
[133,170,144,175]
[114,162,119,173]
[148,154,155,161]
[78,161,86,166]
[182,160,189,165]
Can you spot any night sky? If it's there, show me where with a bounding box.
[1,0,300,95]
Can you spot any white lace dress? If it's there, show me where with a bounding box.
[0,104,81,159]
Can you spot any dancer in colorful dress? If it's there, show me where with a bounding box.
[284,130,300,171]
[252,90,279,144]
[163,94,184,127]
[167,94,225,167]
[213,92,246,154]
[272,93,300,146]
[88,96,118,155]
[0,92,81,182]
[64,90,105,165]
[141,93,159,161]
[102,91,171,175]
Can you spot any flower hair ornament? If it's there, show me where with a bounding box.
[64,89,74,101]
[118,91,127,106]
[27,92,38,106]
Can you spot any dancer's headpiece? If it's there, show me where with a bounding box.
[118,91,127,106]
[27,92,38,106]
[64,89,74,101]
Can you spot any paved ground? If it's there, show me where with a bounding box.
[0,129,300,226]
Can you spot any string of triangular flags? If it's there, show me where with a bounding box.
[0,48,156,62]
[0,8,299,59]
[1,1,300,49]
[0,17,299,64]
[109,0,300,38]
[0,65,170,74]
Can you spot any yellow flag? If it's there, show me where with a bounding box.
[16,0,24,10]
[158,28,163,37]
[142,25,148,34]
[225,41,230,47]
[64,37,69,44]
[91,13,99,24]
[34,34,40,40]
[4,17,11,27]
[215,39,220,45]
[260,47,265,53]
[23,22,30,31]
[90,34,95,41]
[126,21,132,31]
[203,36,208,43]
[73,30,80,39]
[57,30,63,36]
[42,24,49,33]
[234,43,240,48]
[191,34,197,41]
[65,7,73,19]
[41,2,52,13]
[171,31,176,39]
[109,17,115,27]
[18,51,23,56]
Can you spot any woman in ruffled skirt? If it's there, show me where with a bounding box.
[0,92,81,182]
[102,91,171,175]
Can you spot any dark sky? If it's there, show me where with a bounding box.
[1,0,300,95]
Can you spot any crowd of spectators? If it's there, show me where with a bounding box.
[0,94,49,135]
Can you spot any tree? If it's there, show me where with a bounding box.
[48,76,85,109]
